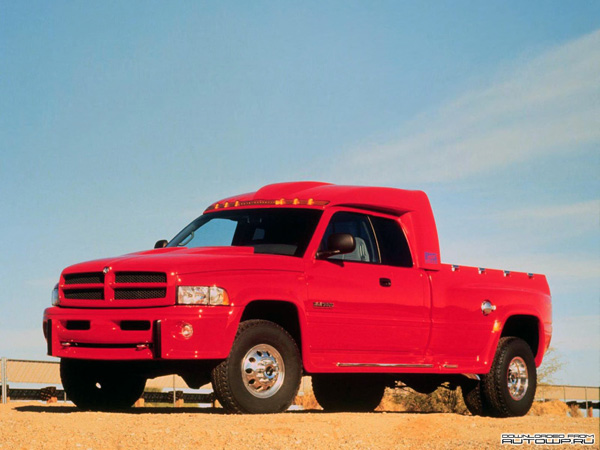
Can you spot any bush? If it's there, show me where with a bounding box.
[391,383,468,414]
[537,347,563,385]
[295,378,467,414]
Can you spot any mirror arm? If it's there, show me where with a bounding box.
[316,250,341,259]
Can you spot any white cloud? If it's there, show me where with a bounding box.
[438,198,599,282]
[496,200,599,222]
[336,30,600,184]
[441,239,600,282]
[486,199,599,254]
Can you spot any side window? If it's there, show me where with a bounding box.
[320,212,379,263]
[370,216,413,267]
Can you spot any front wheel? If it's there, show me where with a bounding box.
[211,320,302,414]
[60,359,146,410]
[483,337,537,417]
[312,374,386,412]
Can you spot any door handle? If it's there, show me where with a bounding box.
[379,278,392,287]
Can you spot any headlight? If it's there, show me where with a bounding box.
[177,286,230,305]
[51,283,59,306]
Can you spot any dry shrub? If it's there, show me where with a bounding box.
[568,403,584,417]
[293,376,322,410]
[528,400,568,416]
[390,384,469,414]
[295,381,468,413]
[375,388,406,412]
[293,388,322,410]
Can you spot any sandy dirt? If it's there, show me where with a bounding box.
[0,402,597,450]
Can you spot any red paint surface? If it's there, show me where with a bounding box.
[44,182,551,375]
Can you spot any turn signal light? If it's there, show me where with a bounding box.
[492,320,502,333]
[206,198,329,212]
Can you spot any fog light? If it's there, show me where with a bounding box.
[177,322,194,339]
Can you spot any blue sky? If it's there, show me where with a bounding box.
[1,1,598,386]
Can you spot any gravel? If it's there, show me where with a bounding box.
[0,402,598,449]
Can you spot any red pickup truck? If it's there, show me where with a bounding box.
[43,182,551,416]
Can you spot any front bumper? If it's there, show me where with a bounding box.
[43,305,241,361]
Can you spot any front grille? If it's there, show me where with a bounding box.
[115,272,167,283]
[63,289,104,300]
[114,288,167,300]
[64,272,104,285]
[62,270,168,304]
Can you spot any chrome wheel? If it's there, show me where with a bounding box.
[241,344,285,398]
[483,337,536,417]
[507,356,528,400]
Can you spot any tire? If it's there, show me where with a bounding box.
[482,337,537,417]
[461,379,494,416]
[211,320,302,414]
[60,359,146,410]
[312,374,385,412]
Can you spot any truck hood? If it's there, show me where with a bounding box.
[62,246,305,276]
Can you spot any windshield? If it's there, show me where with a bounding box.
[167,208,323,257]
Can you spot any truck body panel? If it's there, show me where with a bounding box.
[44,182,551,382]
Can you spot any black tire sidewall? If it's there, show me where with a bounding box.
[61,358,104,409]
[225,321,301,414]
[461,380,494,416]
[312,374,385,412]
[61,359,145,410]
[486,338,537,417]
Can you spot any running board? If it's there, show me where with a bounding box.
[336,363,434,368]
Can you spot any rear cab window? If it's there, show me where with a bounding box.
[370,215,413,267]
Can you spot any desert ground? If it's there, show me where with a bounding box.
[0,401,597,450]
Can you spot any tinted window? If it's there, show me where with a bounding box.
[370,216,413,267]
[320,212,379,263]
[168,209,322,257]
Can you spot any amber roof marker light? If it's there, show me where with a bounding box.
[205,198,329,212]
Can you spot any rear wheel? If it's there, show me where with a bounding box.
[312,374,385,412]
[461,379,494,416]
[60,359,146,410]
[211,320,302,414]
[483,337,537,417]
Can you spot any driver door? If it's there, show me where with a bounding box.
[304,209,430,368]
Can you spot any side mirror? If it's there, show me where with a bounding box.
[316,233,355,259]
[154,239,168,249]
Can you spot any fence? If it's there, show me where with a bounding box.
[536,384,600,416]
[0,357,211,406]
[2,357,599,412]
